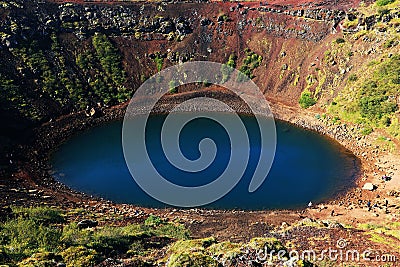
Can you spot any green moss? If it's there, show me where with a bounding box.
[0,207,191,266]
[343,19,359,29]
[0,217,62,262]
[92,33,126,86]
[358,222,400,240]
[383,37,398,48]
[348,73,358,82]
[17,252,62,267]
[61,246,98,267]
[368,233,400,250]
[376,0,395,6]
[12,42,68,105]
[207,241,242,260]
[152,223,190,240]
[166,238,219,267]
[220,53,237,83]
[12,206,64,225]
[168,252,219,267]
[145,215,163,227]
[0,73,40,120]
[328,54,400,137]
[315,69,327,97]
[299,89,317,109]
[238,49,262,80]
[74,34,130,106]
[247,237,286,252]
[168,238,216,255]
[153,53,164,72]
[360,126,373,135]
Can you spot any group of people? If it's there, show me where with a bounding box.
[307,198,390,216]
[366,199,389,213]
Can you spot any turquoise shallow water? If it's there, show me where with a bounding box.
[51,114,359,210]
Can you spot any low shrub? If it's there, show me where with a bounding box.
[12,206,64,225]
[61,246,98,267]
[335,38,345,44]
[376,0,395,6]
[348,74,358,82]
[299,90,317,109]
[0,217,62,262]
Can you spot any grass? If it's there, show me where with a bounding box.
[220,53,236,83]
[328,53,400,138]
[299,89,317,109]
[153,52,164,72]
[0,207,190,266]
[163,237,292,267]
[315,69,327,98]
[374,136,396,152]
[11,206,65,224]
[376,0,396,6]
[238,49,262,81]
[165,237,219,267]
[357,223,400,250]
[368,233,400,250]
[343,18,358,29]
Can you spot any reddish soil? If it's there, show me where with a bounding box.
[1,90,399,266]
[1,1,398,265]
[48,0,363,10]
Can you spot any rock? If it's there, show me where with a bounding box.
[327,222,344,229]
[217,15,227,22]
[0,207,12,221]
[200,18,211,26]
[362,183,376,191]
[347,13,357,21]
[281,222,289,228]
[387,190,400,197]
[77,219,98,229]
[300,217,315,225]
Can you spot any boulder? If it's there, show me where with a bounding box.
[77,219,98,229]
[362,183,376,191]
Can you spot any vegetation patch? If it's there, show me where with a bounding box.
[299,89,317,109]
[220,53,236,83]
[0,207,189,266]
[376,0,396,6]
[329,54,400,136]
[153,52,164,72]
[238,49,262,81]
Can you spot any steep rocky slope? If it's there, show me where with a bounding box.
[0,0,368,131]
[1,0,400,182]
[1,1,400,266]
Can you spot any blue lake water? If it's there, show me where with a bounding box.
[51,114,359,210]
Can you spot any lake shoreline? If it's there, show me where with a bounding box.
[2,88,399,241]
